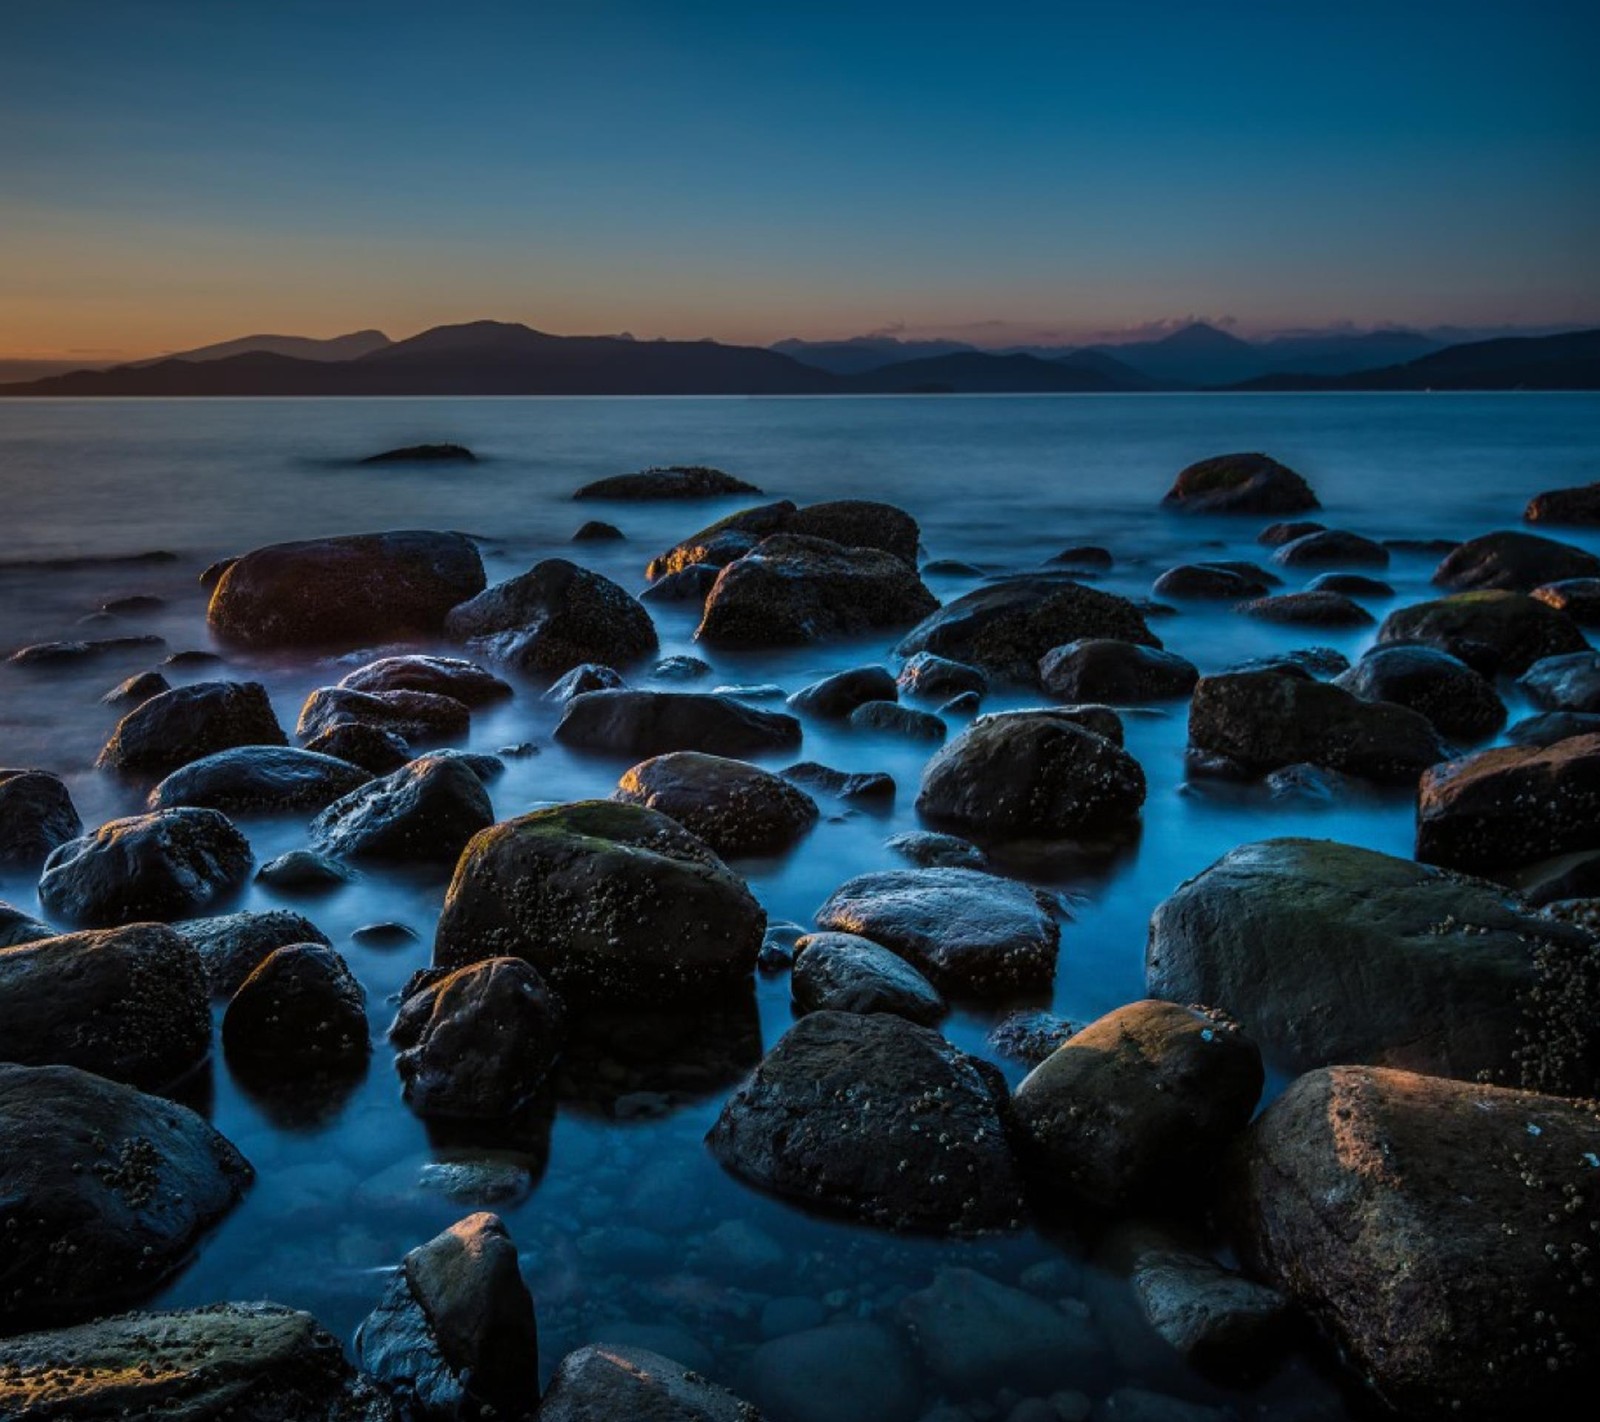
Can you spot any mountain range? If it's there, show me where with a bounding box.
[1,320,1596,397]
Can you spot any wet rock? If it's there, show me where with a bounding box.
[256,847,356,892]
[1532,576,1600,625]
[1271,528,1389,567]
[208,529,485,649]
[1222,646,1349,679]
[1334,645,1506,740]
[1377,589,1588,674]
[1048,544,1114,570]
[697,534,937,648]
[1039,640,1197,702]
[8,634,166,667]
[339,653,512,706]
[303,720,413,774]
[1305,571,1394,598]
[310,754,494,863]
[886,829,986,869]
[653,654,713,682]
[1012,1001,1263,1209]
[100,669,170,707]
[782,762,895,804]
[788,664,897,718]
[392,957,564,1119]
[708,1010,1023,1234]
[1151,564,1270,600]
[40,808,253,927]
[1520,648,1600,713]
[815,866,1060,998]
[615,752,818,857]
[1187,671,1445,783]
[0,1063,251,1328]
[363,442,476,463]
[640,563,720,603]
[0,1301,393,1421]
[575,464,761,499]
[917,710,1146,837]
[1526,479,1600,524]
[1232,1065,1600,1419]
[648,499,920,579]
[545,663,626,705]
[1263,762,1355,803]
[747,1322,920,1422]
[554,689,801,758]
[1416,734,1600,872]
[572,519,624,540]
[0,900,52,948]
[0,923,209,1088]
[1433,528,1600,593]
[172,908,331,996]
[148,745,372,814]
[0,769,81,871]
[897,651,987,702]
[445,558,658,675]
[1510,849,1600,907]
[434,800,764,1007]
[222,941,369,1072]
[1507,710,1600,747]
[1161,453,1318,514]
[356,1212,538,1421]
[352,921,418,946]
[296,686,471,744]
[164,649,223,669]
[1146,837,1600,1093]
[791,931,947,1024]
[1257,519,1325,546]
[897,577,1160,685]
[1238,590,1373,626]
[849,699,946,741]
[538,1344,759,1421]
[986,1010,1085,1068]
[97,680,285,779]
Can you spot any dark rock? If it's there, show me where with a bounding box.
[1012,1001,1262,1209]
[648,498,920,579]
[747,1323,920,1422]
[1238,590,1373,626]
[545,662,626,702]
[615,752,817,857]
[1334,645,1506,740]
[1433,529,1600,593]
[1272,528,1389,567]
[708,1010,1023,1234]
[816,866,1060,998]
[0,901,52,948]
[639,563,720,603]
[1162,452,1318,514]
[1377,589,1588,674]
[433,800,764,1007]
[652,654,712,681]
[574,464,761,500]
[40,808,253,927]
[223,941,367,1072]
[1222,646,1349,679]
[781,762,895,804]
[97,680,285,778]
[1152,564,1271,600]
[1047,544,1114,570]
[1306,571,1394,598]
[538,1344,758,1422]
[310,754,493,863]
[208,530,485,649]
[8,634,165,668]
[1257,520,1325,546]
[1146,837,1600,1093]
[938,689,982,716]
[897,651,987,701]
[100,670,169,707]
[921,557,985,575]
[445,558,657,674]
[554,689,801,758]
[100,593,166,614]
[303,720,413,774]
[0,923,209,1088]
[1039,639,1197,702]
[788,664,897,718]
[296,686,470,744]
[917,709,1145,837]
[352,921,417,946]
[256,848,356,892]
[362,443,475,463]
[1526,480,1600,524]
[339,654,511,706]
[0,769,81,871]
[1506,710,1600,747]
[147,745,371,814]
[848,699,946,741]
[172,908,331,996]
[1520,649,1600,713]
[198,557,234,590]
[0,1063,251,1328]
[163,650,223,669]
[1532,576,1600,625]
[1232,1065,1600,1419]
[1511,849,1600,908]
[986,1010,1083,1068]
[428,748,505,782]
[791,931,947,1024]
[885,829,986,869]
[573,519,624,541]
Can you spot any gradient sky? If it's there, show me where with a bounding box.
[2,0,1597,359]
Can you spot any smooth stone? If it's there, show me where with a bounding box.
[8,634,165,667]
[1271,527,1389,566]
[100,670,170,707]
[1506,710,1600,746]
[574,464,761,499]
[1377,590,1587,674]
[848,699,946,741]
[1432,528,1600,593]
[1257,519,1325,546]
[147,745,371,814]
[898,651,988,700]
[885,829,987,870]
[788,664,898,718]
[1334,645,1506,740]
[782,762,895,803]
[1531,576,1600,625]
[1519,649,1600,713]
[791,931,947,1024]
[97,680,286,779]
[0,769,81,871]
[573,519,624,540]
[1525,480,1600,524]
[222,941,369,1072]
[1161,453,1318,514]
[256,848,357,891]
[296,686,470,745]
[361,442,475,463]
[303,720,413,774]
[1038,639,1197,702]
[639,563,720,602]
[1237,590,1373,626]
[310,754,494,863]
[647,498,921,579]
[1151,564,1270,600]
[338,653,511,706]
[1306,570,1394,598]
[554,689,801,758]
[615,751,818,857]
[173,907,331,996]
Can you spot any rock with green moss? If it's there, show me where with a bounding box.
[1432,529,1600,593]
[1161,453,1318,514]
[1377,590,1587,674]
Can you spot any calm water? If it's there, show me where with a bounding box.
[2,393,1597,1419]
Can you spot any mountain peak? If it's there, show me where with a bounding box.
[1151,321,1252,351]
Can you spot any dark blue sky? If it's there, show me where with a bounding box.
[3,0,1596,356]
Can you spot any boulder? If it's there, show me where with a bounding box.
[1416,734,1600,872]
[303,720,413,774]
[1151,564,1271,600]
[574,464,761,499]
[884,829,986,870]
[1434,529,1600,592]
[444,558,658,674]
[1258,519,1325,546]
[1334,645,1505,740]
[1520,649,1600,713]
[310,754,494,863]
[97,681,285,779]
[39,808,253,927]
[647,499,919,579]
[1377,589,1588,674]
[707,1010,1023,1234]
[101,670,170,707]
[788,664,898,718]
[1237,590,1373,626]
[1271,528,1389,566]
[781,762,895,804]
[256,848,356,892]
[639,564,720,603]
[356,1212,538,1421]
[0,1063,251,1327]
[207,529,485,649]
[790,931,947,1024]
[1305,570,1394,598]
[545,662,626,703]
[172,908,331,996]
[847,700,945,741]
[1532,576,1600,625]
[538,1345,759,1422]
[0,769,81,870]
[433,800,764,1006]
[1161,453,1318,514]
[222,942,369,1072]
[1526,480,1600,524]
[614,752,817,857]
[1232,1066,1600,1418]
[1187,671,1446,783]
[1011,1001,1262,1209]
[917,710,1146,837]
[572,518,623,541]
[1508,709,1600,747]
[296,686,470,744]
[896,577,1160,684]
[897,651,987,700]
[1048,543,1114,570]
[147,746,371,814]
[746,1322,919,1422]
[696,534,937,647]
[338,654,511,706]
[391,957,564,1119]
[815,866,1060,997]
[1038,639,1198,702]
[0,901,52,948]
[554,689,801,758]
[1146,837,1600,1093]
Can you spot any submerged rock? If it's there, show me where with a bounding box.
[848,699,945,741]
[1526,480,1600,525]
[173,907,331,996]
[1152,563,1271,600]
[1237,590,1373,626]
[1306,570,1395,598]
[310,754,493,863]
[782,761,895,804]
[362,442,475,463]
[1161,452,1318,514]
[614,751,818,857]
[788,664,898,718]
[256,847,356,892]
[303,720,413,774]
[147,745,371,814]
[1520,648,1600,713]
[747,1321,919,1422]
[1532,576,1600,625]
[338,653,511,706]
[791,931,947,1024]
[538,1344,759,1422]
[0,768,81,870]
[296,686,471,745]
[1376,589,1587,674]
[884,828,986,870]
[986,1009,1084,1068]
[574,464,761,499]
[554,689,801,758]
[97,680,286,779]
[1272,527,1388,566]
[1038,639,1197,702]
[1334,644,1506,740]
[223,942,368,1073]
[1433,528,1600,593]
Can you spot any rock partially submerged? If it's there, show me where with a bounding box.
[1526,480,1600,525]
[362,442,475,463]
[222,942,369,1073]
[574,464,761,499]
[647,498,920,579]
[338,653,511,706]
[1162,453,1318,514]
[614,751,818,857]
[1238,590,1373,626]
[147,745,371,814]
[310,754,494,863]
[1271,527,1389,566]
[788,664,898,718]
[1152,563,1271,600]
[0,768,81,870]
[1433,529,1600,593]
[296,686,471,744]
[173,908,331,996]
[1334,645,1506,740]
[1038,639,1197,702]
[1532,576,1600,625]
[554,689,801,758]
[790,931,947,1025]
[1377,589,1588,674]
[1520,648,1600,713]
[97,680,286,779]
[538,1345,760,1422]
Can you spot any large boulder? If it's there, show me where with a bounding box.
[147,746,371,814]
[0,768,81,871]
[1146,837,1600,1094]
[391,957,564,1119]
[1161,453,1318,514]
[815,866,1059,998]
[0,1063,251,1327]
[1526,480,1600,525]
[303,721,412,774]
[707,1010,1023,1234]
[1520,649,1600,713]
[97,681,285,779]
[172,908,331,996]
[222,942,369,1073]
[356,1212,538,1422]
[896,651,987,701]
[1416,735,1600,872]
[296,686,471,745]
[917,709,1145,838]
[1433,529,1600,593]
[338,653,511,706]
[310,754,494,863]
[1038,639,1198,702]
[538,1345,760,1422]
[788,664,898,718]
[1333,645,1506,740]
[614,752,817,857]
[554,689,801,758]
[1377,589,1588,674]
[0,1302,394,1421]
[207,529,485,649]
[1011,1001,1262,1209]
[647,499,920,580]
[444,558,657,675]
[433,801,764,1007]
[574,463,761,499]
[896,577,1160,684]
[696,534,938,647]
[40,808,253,927]
[1232,1066,1600,1419]
[790,931,947,1025]
[1187,671,1446,783]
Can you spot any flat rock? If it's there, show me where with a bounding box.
[554,689,801,758]
[148,745,371,814]
[362,442,474,463]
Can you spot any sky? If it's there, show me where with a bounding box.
[1,0,1597,359]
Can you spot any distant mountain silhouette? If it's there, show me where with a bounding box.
[847,352,1133,394]
[1233,329,1600,391]
[129,329,393,366]
[771,335,979,375]
[1079,322,1268,386]
[1253,329,1443,376]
